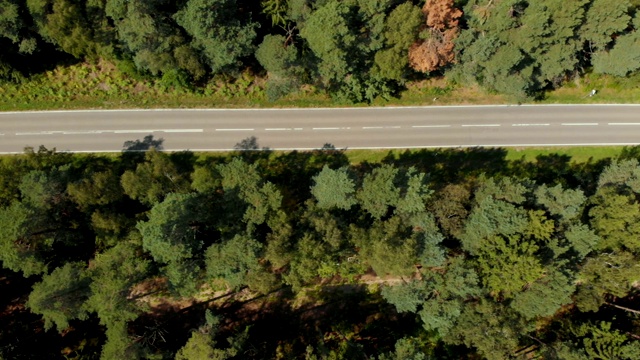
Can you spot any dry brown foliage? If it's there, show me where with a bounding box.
[409,0,463,73]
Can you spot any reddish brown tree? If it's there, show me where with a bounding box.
[408,0,463,73]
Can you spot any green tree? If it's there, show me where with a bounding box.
[255,34,299,76]
[283,234,330,289]
[0,0,33,58]
[217,158,284,232]
[573,321,640,360]
[383,256,480,337]
[476,234,545,298]
[456,0,588,99]
[535,184,586,222]
[445,299,528,360]
[106,0,189,75]
[575,251,640,312]
[596,159,640,192]
[474,176,529,205]
[298,0,399,102]
[191,163,222,194]
[378,337,430,360]
[84,242,150,328]
[510,269,575,319]
[0,202,48,275]
[459,196,529,254]
[137,192,206,264]
[418,258,480,336]
[564,223,600,259]
[26,0,98,57]
[205,235,263,290]
[299,1,355,87]
[592,16,640,77]
[589,187,640,252]
[352,216,420,277]
[19,166,70,210]
[121,149,191,206]
[261,0,289,27]
[26,262,91,331]
[310,165,357,210]
[100,320,143,360]
[356,164,400,219]
[581,0,631,52]
[429,183,471,239]
[256,34,302,100]
[175,311,247,360]
[381,280,427,313]
[137,192,208,294]
[373,2,423,81]
[68,170,123,209]
[0,0,20,40]
[176,331,229,360]
[0,165,85,275]
[174,0,257,74]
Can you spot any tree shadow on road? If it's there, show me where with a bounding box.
[121,135,165,168]
[123,134,164,151]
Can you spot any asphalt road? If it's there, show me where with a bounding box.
[0,105,639,153]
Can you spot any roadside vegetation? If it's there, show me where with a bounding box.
[3,141,640,359]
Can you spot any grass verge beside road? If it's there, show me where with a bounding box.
[344,146,625,165]
[1,60,638,112]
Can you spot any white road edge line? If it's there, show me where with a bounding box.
[3,104,640,116]
[561,123,598,126]
[17,129,204,135]
[16,132,52,136]
[114,130,159,134]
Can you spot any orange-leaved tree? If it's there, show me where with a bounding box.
[408,0,462,73]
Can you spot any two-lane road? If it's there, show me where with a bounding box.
[1,105,639,153]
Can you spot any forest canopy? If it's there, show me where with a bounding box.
[1,0,639,101]
[2,142,640,358]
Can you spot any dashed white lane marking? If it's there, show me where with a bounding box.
[412,125,451,128]
[114,130,153,134]
[265,128,304,131]
[512,123,550,127]
[313,127,351,130]
[215,128,254,131]
[164,129,204,133]
[561,123,598,126]
[363,126,401,129]
[16,131,54,136]
[608,123,640,126]
[461,124,501,127]
[16,129,204,135]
